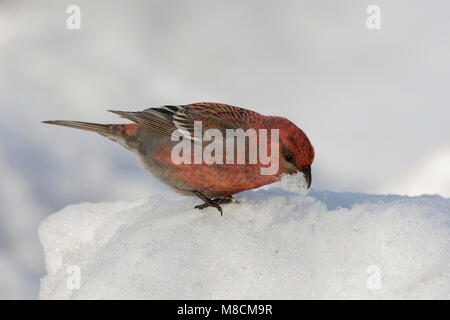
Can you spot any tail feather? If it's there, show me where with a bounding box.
[42,120,112,134]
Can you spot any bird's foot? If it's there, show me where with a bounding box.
[192,191,235,216]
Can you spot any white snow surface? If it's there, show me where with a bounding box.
[39,187,450,299]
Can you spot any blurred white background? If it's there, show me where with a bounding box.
[0,0,449,298]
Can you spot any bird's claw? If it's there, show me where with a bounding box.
[192,191,235,216]
[195,202,223,215]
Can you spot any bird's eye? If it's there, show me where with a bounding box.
[285,154,294,163]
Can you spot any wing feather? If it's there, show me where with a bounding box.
[109,102,257,139]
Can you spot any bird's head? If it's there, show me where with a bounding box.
[266,117,315,188]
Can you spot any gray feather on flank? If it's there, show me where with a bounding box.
[42,120,112,134]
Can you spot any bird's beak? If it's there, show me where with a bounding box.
[300,165,312,189]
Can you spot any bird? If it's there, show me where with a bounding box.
[43,102,315,215]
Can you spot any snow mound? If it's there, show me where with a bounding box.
[39,189,450,299]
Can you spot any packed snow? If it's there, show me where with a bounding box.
[39,184,450,299]
[279,172,309,195]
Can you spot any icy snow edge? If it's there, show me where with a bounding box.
[38,189,450,299]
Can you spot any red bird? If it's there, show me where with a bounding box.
[43,102,314,215]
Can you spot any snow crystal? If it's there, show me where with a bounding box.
[38,189,450,299]
[279,172,309,195]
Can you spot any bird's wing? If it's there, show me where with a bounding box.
[109,102,257,139]
[108,105,178,136]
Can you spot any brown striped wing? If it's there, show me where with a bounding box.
[109,102,258,138]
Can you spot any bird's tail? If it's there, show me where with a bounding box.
[42,120,112,134]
